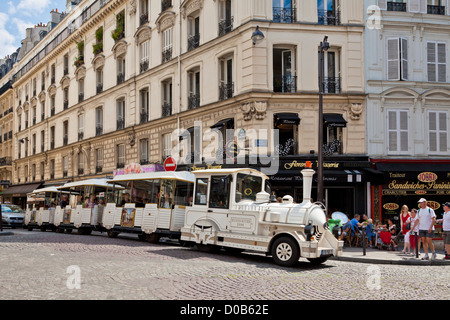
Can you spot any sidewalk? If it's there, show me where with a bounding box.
[332,247,450,266]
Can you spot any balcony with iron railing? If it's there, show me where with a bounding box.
[78,131,84,141]
[140,12,148,26]
[162,47,173,64]
[219,82,234,101]
[97,83,103,94]
[140,60,149,73]
[78,93,84,103]
[51,108,55,116]
[50,141,55,150]
[96,125,103,136]
[162,102,172,117]
[218,17,234,37]
[41,112,45,121]
[63,136,68,146]
[273,7,296,23]
[117,73,125,85]
[64,100,69,110]
[187,34,200,51]
[117,118,125,130]
[161,0,172,12]
[387,1,407,11]
[0,157,12,167]
[322,77,342,94]
[427,5,445,15]
[274,75,297,93]
[317,10,341,25]
[140,111,148,124]
[188,93,200,110]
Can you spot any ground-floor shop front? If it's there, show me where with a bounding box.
[371,159,449,239]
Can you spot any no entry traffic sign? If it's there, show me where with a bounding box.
[164,157,177,172]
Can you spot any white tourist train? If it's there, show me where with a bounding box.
[23,162,342,267]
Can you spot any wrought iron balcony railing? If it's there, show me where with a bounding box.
[117,118,125,130]
[188,93,200,110]
[387,2,407,12]
[140,111,148,124]
[117,73,125,85]
[218,17,234,37]
[219,82,234,101]
[273,7,296,23]
[162,102,172,117]
[161,0,172,12]
[97,83,103,94]
[140,60,149,73]
[427,5,445,15]
[96,125,103,136]
[322,77,341,94]
[274,75,297,93]
[162,47,173,64]
[317,10,341,26]
[187,34,200,51]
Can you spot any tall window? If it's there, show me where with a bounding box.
[162,28,173,63]
[140,40,149,73]
[140,88,149,123]
[188,69,200,109]
[117,57,125,84]
[96,107,103,136]
[219,55,234,100]
[96,148,103,173]
[387,38,408,81]
[50,126,55,149]
[162,80,172,116]
[273,47,296,93]
[96,69,103,93]
[78,79,84,102]
[388,110,409,154]
[187,16,200,51]
[78,151,84,175]
[140,138,149,165]
[50,159,55,179]
[218,0,233,36]
[427,41,446,83]
[117,144,125,168]
[162,133,172,159]
[428,110,448,154]
[63,120,69,146]
[117,99,125,130]
[78,114,84,141]
[321,49,341,93]
[63,156,69,178]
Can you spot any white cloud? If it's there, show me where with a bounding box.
[0,13,18,58]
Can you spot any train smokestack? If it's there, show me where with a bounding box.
[301,161,315,204]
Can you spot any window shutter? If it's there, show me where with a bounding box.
[437,43,446,83]
[401,38,408,80]
[387,38,400,80]
[427,42,436,82]
[429,111,438,152]
[388,111,397,152]
[439,112,448,152]
[399,111,408,152]
[419,0,427,13]
[447,0,450,15]
[377,0,387,10]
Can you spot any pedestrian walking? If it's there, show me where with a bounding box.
[400,205,410,254]
[412,198,437,260]
[405,208,419,255]
[436,202,450,260]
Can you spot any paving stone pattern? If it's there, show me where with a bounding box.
[0,230,449,300]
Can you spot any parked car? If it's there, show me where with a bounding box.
[1,204,25,228]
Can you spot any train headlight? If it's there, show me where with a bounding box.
[305,222,316,241]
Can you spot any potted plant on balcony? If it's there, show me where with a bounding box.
[73,41,84,68]
[93,27,103,55]
[111,12,125,42]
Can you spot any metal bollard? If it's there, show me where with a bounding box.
[362,226,366,256]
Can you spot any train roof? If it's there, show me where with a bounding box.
[29,186,71,195]
[108,171,195,184]
[57,178,120,191]
[191,168,269,179]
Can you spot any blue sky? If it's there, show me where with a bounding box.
[0,0,67,58]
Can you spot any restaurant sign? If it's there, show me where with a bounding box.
[383,171,450,195]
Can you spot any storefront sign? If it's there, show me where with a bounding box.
[427,201,440,210]
[383,203,399,210]
[417,172,438,183]
[283,160,340,170]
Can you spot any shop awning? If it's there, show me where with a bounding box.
[323,113,347,127]
[211,118,234,129]
[274,113,301,127]
[2,183,43,196]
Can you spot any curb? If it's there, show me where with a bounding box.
[0,231,14,236]
[330,255,450,266]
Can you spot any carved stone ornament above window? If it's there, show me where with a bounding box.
[134,26,152,45]
[48,84,57,97]
[349,103,363,120]
[156,11,176,33]
[60,75,70,89]
[241,101,268,121]
[181,0,204,19]
[112,39,127,59]
[92,54,105,70]
[75,66,86,81]
[38,91,46,102]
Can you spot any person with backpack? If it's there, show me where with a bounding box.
[412,198,437,260]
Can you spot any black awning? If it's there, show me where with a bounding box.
[375,162,450,172]
[274,113,301,127]
[323,113,347,127]
[211,118,234,129]
[2,183,43,196]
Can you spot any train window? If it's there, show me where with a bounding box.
[159,179,175,209]
[195,178,208,205]
[235,173,263,203]
[209,176,231,209]
[174,180,194,206]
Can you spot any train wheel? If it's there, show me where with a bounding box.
[146,233,160,243]
[107,230,119,238]
[196,244,219,253]
[271,236,300,267]
[138,233,147,241]
[40,226,46,232]
[27,226,33,231]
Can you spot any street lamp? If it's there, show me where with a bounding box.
[317,35,330,204]
[251,26,265,45]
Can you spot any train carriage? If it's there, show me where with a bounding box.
[25,187,66,232]
[55,179,119,234]
[105,171,195,242]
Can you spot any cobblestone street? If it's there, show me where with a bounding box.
[1,229,449,301]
